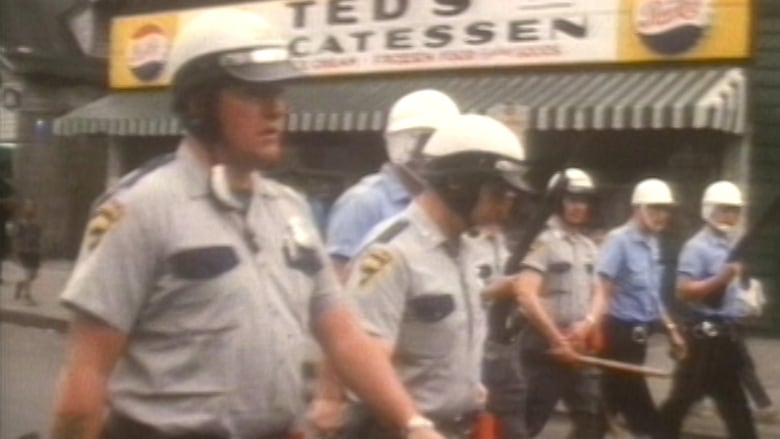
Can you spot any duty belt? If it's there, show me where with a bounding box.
[631,324,650,344]
[687,320,737,339]
[103,411,288,439]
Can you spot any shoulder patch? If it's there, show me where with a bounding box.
[85,201,124,251]
[358,248,395,287]
[373,219,409,244]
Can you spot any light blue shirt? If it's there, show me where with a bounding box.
[326,164,412,259]
[677,227,742,319]
[597,222,663,323]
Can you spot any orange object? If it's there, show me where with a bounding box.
[472,411,497,439]
[586,323,605,354]
[287,432,305,439]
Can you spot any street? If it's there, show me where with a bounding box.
[0,262,779,438]
[0,323,65,439]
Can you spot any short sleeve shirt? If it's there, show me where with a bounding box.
[521,217,599,327]
[61,141,342,438]
[597,222,664,323]
[463,227,510,288]
[326,164,412,260]
[677,227,742,319]
[346,202,486,418]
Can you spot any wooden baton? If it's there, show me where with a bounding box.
[574,354,672,378]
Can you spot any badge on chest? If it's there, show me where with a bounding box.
[283,216,322,274]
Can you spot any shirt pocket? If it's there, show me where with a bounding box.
[398,294,457,359]
[545,259,572,295]
[626,254,650,290]
[146,245,242,334]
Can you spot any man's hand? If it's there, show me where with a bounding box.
[406,428,447,439]
[566,320,592,353]
[725,262,742,278]
[549,338,581,364]
[667,326,688,361]
[307,398,348,437]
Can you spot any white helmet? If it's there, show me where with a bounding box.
[547,168,595,194]
[385,90,460,165]
[702,181,744,207]
[701,181,744,229]
[168,8,301,103]
[385,89,460,134]
[420,114,530,192]
[631,178,675,205]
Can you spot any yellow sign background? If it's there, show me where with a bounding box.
[110,14,179,89]
[109,1,751,89]
[619,0,751,62]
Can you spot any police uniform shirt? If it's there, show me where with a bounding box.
[596,222,663,323]
[61,141,342,438]
[463,227,510,288]
[521,216,598,326]
[326,164,412,260]
[347,202,487,418]
[677,227,742,319]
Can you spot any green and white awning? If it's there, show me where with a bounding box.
[54,66,746,136]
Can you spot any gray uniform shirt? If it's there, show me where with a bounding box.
[521,217,598,327]
[347,202,487,418]
[61,141,341,438]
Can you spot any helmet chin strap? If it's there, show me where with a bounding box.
[432,179,481,228]
[702,204,739,236]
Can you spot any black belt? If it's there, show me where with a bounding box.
[433,411,479,436]
[607,316,654,344]
[685,319,738,339]
[104,411,288,439]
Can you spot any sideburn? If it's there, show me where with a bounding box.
[184,88,221,144]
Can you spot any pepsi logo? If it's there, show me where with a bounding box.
[634,0,711,56]
[127,24,170,82]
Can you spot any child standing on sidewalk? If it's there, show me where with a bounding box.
[11,199,41,305]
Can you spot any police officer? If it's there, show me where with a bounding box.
[326,89,460,279]
[469,158,527,439]
[342,114,532,439]
[310,90,459,436]
[50,9,446,439]
[596,178,686,439]
[511,168,607,438]
[658,181,758,439]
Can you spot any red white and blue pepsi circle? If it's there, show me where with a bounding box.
[634,0,711,56]
[127,24,170,82]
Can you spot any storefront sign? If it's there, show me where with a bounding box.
[110,0,750,88]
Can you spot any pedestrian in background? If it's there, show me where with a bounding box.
[11,198,41,306]
[596,178,687,438]
[326,89,460,280]
[51,9,446,439]
[0,176,16,284]
[658,181,759,438]
[512,168,608,438]
[319,114,533,439]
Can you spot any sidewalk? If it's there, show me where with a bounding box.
[1,260,779,438]
[0,259,72,332]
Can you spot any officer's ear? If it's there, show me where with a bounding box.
[185,90,211,124]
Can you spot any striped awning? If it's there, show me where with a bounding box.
[54,90,182,136]
[54,66,746,136]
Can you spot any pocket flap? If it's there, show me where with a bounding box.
[409,294,455,323]
[170,246,239,280]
